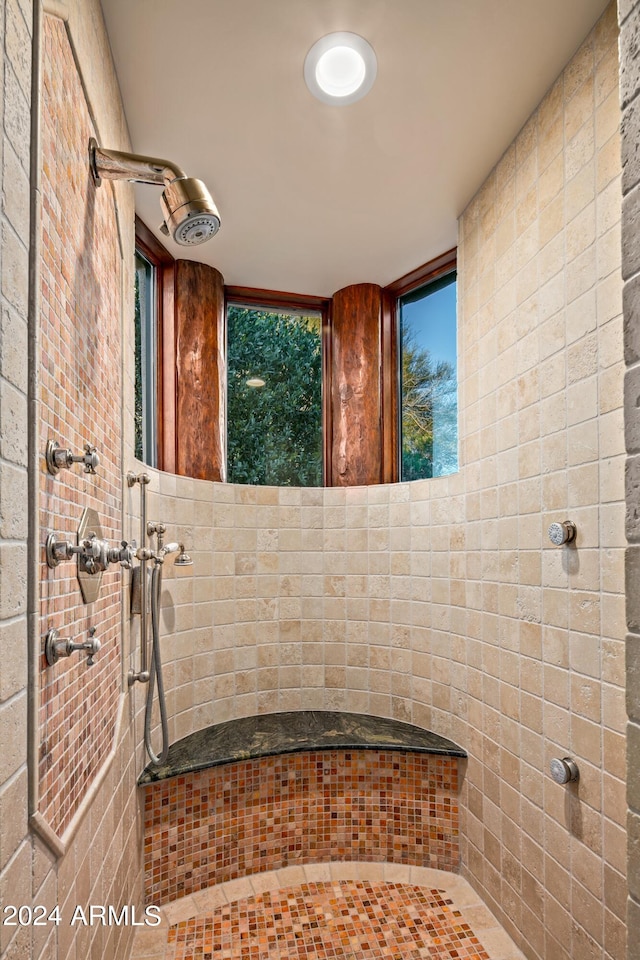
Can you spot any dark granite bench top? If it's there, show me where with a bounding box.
[138,711,467,784]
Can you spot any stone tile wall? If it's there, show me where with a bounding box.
[139,7,626,959]
[0,2,144,959]
[619,2,640,958]
[0,2,633,960]
[0,0,34,957]
[457,10,625,958]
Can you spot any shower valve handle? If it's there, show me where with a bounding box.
[107,540,136,569]
[77,444,100,474]
[45,534,100,568]
[45,440,100,475]
[83,536,137,573]
[46,533,137,572]
[45,627,101,666]
[85,627,100,665]
[77,535,104,574]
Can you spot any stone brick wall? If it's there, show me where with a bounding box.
[38,12,123,839]
[458,10,625,957]
[0,0,33,957]
[620,1,640,957]
[0,2,143,959]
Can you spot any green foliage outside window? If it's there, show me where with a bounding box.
[226,306,323,486]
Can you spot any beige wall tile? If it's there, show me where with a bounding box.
[6,8,622,960]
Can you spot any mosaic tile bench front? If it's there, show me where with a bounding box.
[140,713,466,905]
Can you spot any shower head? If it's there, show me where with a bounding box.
[159,542,193,566]
[89,139,221,245]
[174,545,193,567]
[159,178,220,246]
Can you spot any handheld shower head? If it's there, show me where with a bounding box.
[159,178,220,245]
[159,542,193,566]
[174,546,193,567]
[89,139,221,246]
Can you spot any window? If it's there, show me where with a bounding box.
[134,251,158,466]
[134,224,456,486]
[398,271,458,480]
[226,303,323,486]
[134,216,177,472]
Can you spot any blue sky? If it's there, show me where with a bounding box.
[400,276,457,371]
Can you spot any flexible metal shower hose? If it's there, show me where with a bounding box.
[144,563,170,765]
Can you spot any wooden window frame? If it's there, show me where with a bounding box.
[384,247,457,300]
[382,247,458,483]
[135,216,176,472]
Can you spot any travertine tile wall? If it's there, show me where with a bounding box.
[619,2,640,958]
[1,2,145,959]
[141,7,626,960]
[0,3,634,960]
[0,0,33,957]
[457,10,625,959]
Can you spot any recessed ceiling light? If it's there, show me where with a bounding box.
[304,32,377,106]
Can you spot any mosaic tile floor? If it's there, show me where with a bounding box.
[130,864,526,960]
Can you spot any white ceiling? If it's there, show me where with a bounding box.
[100,0,610,297]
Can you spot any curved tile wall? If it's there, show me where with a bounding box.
[138,7,626,959]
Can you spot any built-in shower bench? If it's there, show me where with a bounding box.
[139,711,467,906]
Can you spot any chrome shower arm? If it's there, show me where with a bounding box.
[89,139,185,187]
[88,138,221,245]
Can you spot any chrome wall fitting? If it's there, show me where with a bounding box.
[126,473,194,701]
[128,472,151,686]
[126,471,151,488]
[105,540,137,569]
[548,520,577,546]
[89,139,221,247]
[146,520,167,537]
[45,507,135,603]
[550,757,580,784]
[45,627,101,666]
[126,471,196,763]
[130,565,151,615]
[45,439,100,476]
[45,532,135,574]
[45,532,107,570]
[45,534,76,567]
